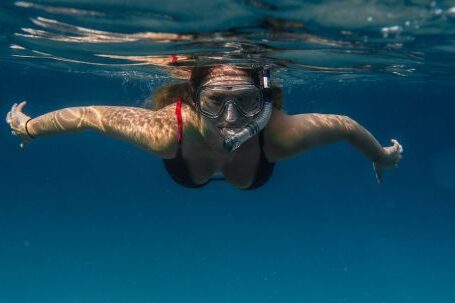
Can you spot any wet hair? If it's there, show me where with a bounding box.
[143,66,283,111]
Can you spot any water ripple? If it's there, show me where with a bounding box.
[1,0,454,84]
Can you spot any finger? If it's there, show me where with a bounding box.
[391,139,403,153]
[17,101,27,112]
[6,111,12,123]
[11,103,17,113]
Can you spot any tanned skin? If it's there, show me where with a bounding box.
[6,68,402,189]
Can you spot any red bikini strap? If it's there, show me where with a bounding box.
[175,97,183,144]
[170,54,178,64]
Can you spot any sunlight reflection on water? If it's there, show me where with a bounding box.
[0,0,454,84]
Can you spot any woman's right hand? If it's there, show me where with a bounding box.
[373,139,403,183]
[6,101,33,148]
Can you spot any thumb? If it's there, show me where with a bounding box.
[17,101,27,112]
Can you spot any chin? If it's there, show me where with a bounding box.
[202,118,252,150]
[217,126,243,139]
[201,127,225,150]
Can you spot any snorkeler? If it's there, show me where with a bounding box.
[6,65,402,189]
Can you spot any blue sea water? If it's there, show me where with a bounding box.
[1,1,455,302]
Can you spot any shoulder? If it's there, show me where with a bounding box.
[181,103,201,131]
[263,109,293,141]
[146,103,203,158]
[155,102,202,145]
[262,109,295,161]
[152,102,200,129]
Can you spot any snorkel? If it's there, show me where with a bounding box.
[223,68,273,152]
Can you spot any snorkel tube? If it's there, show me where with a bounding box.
[223,69,273,152]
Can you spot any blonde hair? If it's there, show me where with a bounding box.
[143,67,283,111]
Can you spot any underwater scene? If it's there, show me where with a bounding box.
[1,0,455,302]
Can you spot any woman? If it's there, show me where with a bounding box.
[6,65,402,189]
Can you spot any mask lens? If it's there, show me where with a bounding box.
[199,89,225,117]
[198,85,263,118]
[233,88,262,116]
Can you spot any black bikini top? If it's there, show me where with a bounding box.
[162,98,275,190]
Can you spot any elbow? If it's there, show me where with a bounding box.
[338,115,359,140]
[84,106,105,131]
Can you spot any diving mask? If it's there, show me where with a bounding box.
[196,83,264,119]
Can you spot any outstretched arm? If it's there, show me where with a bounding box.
[6,101,198,158]
[266,111,403,181]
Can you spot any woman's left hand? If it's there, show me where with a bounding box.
[373,139,403,183]
[6,101,33,148]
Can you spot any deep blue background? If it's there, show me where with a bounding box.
[1,63,454,303]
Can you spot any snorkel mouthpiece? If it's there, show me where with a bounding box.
[223,102,272,152]
[223,68,273,152]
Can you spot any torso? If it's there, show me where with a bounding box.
[161,103,278,189]
[183,133,265,188]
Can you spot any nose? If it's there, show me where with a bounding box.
[224,102,239,123]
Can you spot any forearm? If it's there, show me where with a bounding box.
[270,113,385,161]
[332,116,403,182]
[28,105,177,150]
[344,117,384,161]
[27,106,101,137]
[297,114,384,161]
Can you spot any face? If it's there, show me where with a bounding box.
[197,67,260,151]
